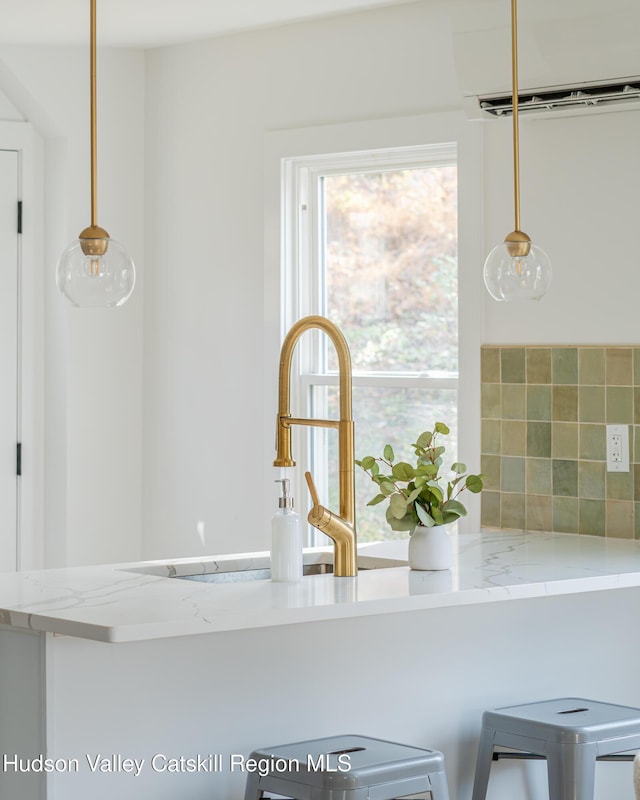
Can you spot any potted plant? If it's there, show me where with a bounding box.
[356,422,483,570]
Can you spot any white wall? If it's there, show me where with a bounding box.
[143,0,640,560]
[482,108,640,344]
[0,45,145,566]
[143,1,463,560]
[2,0,638,566]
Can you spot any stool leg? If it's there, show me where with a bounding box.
[471,729,495,800]
[243,772,261,800]
[546,743,596,800]
[428,768,451,800]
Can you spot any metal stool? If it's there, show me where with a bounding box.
[472,697,640,800]
[243,734,450,799]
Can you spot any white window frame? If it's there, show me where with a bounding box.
[284,145,461,538]
[263,112,483,535]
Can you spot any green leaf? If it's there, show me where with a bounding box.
[434,422,450,435]
[359,456,375,471]
[433,446,445,458]
[415,431,432,449]
[370,462,380,476]
[415,504,435,527]
[389,493,408,519]
[443,498,467,517]
[451,462,466,474]
[407,487,421,503]
[366,493,387,506]
[392,461,415,481]
[431,506,444,525]
[426,483,444,504]
[465,474,484,494]
[383,444,394,462]
[386,506,416,532]
[380,481,396,496]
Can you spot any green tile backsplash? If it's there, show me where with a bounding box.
[481,345,640,539]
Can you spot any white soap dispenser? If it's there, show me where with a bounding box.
[271,478,303,582]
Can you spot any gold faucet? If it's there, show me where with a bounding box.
[274,315,357,577]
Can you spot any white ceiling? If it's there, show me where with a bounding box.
[0,0,417,48]
[0,0,636,49]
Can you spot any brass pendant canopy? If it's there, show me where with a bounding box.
[483,0,551,302]
[56,0,135,308]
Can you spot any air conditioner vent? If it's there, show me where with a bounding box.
[479,79,640,117]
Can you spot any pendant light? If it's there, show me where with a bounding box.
[483,0,551,302]
[56,0,135,308]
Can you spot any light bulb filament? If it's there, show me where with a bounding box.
[90,257,100,277]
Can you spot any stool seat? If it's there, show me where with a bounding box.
[472,697,640,800]
[243,734,450,799]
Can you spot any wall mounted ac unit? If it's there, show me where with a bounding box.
[468,77,640,120]
[453,5,640,121]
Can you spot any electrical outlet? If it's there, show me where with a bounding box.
[606,424,629,472]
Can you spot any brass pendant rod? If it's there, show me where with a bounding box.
[511,0,521,233]
[90,0,98,228]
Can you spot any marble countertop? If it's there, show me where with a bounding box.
[1,529,640,644]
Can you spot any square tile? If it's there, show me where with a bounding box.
[552,422,578,459]
[481,419,501,455]
[481,492,501,527]
[553,497,579,533]
[606,500,634,538]
[552,386,578,421]
[552,348,578,384]
[579,498,605,536]
[481,347,500,383]
[607,470,633,501]
[634,464,640,501]
[501,456,525,493]
[501,348,525,384]
[480,455,500,492]
[635,503,640,539]
[606,348,633,386]
[552,459,578,497]
[481,384,501,419]
[501,420,526,456]
[526,348,551,384]
[634,389,640,425]
[527,385,551,421]
[527,458,552,495]
[526,495,552,532]
[634,349,640,386]
[578,461,605,499]
[579,424,606,461]
[579,386,605,423]
[527,422,551,458]
[501,493,525,529]
[579,348,605,385]
[607,386,633,424]
[502,385,526,420]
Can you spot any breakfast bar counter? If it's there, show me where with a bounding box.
[1,529,640,642]
[3,530,640,800]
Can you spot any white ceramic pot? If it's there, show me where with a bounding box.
[408,525,452,571]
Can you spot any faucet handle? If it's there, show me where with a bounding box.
[304,471,321,509]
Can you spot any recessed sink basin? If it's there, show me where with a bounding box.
[175,561,339,584]
[126,550,407,583]
[163,552,407,584]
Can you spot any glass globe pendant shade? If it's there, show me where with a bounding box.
[483,233,551,302]
[56,226,136,308]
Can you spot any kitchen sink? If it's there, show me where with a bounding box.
[175,561,341,584]
[127,550,407,583]
[165,552,406,584]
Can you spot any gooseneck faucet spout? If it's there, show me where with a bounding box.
[274,316,357,577]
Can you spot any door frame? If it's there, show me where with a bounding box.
[0,121,44,570]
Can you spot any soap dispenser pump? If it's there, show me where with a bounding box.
[271,478,303,582]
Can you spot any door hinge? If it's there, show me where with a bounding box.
[17,200,22,234]
[16,443,21,476]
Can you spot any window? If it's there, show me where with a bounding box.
[283,144,459,543]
